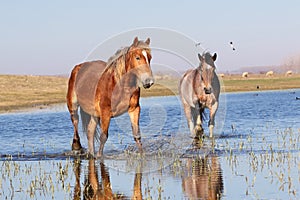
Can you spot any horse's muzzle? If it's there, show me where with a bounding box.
[204,87,212,94]
[143,78,154,89]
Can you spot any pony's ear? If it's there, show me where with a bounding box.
[133,37,139,47]
[198,53,203,62]
[145,38,150,45]
[212,53,217,61]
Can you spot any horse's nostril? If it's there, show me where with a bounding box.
[149,80,154,86]
[204,87,212,94]
[143,78,154,89]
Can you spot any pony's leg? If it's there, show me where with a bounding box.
[97,115,111,158]
[128,105,143,152]
[183,103,195,137]
[87,116,98,157]
[192,103,204,138]
[208,102,219,138]
[194,112,204,136]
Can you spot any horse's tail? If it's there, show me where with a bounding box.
[79,108,100,142]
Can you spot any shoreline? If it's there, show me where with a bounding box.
[1,87,299,114]
[1,74,300,113]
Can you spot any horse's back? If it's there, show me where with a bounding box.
[74,60,107,115]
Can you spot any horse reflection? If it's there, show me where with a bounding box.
[182,155,223,200]
[73,159,142,200]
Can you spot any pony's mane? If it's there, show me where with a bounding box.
[104,41,150,80]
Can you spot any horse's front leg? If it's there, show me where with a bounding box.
[97,113,111,158]
[192,103,204,138]
[128,105,142,153]
[87,116,98,157]
[194,111,204,137]
[208,102,218,138]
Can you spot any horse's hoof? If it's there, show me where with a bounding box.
[192,137,204,148]
[72,139,82,151]
[95,151,104,159]
[85,152,96,159]
[72,149,85,156]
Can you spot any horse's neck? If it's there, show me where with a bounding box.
[193,69,204,95]
[112,68,138,89]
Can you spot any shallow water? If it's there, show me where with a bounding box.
[0,89,299,199]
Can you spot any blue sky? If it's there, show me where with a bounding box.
[1,0,300,75]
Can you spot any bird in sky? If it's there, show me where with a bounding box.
[229,41,236,51]
[195,42,201,47]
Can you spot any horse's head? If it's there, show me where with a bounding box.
[126,37,154,89]
[198,52,217,94]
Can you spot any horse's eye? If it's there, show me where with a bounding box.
[136,56,140,60]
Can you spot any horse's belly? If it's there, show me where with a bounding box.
[75,60,106,116]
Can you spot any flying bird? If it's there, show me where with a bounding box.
[229,41,236,51]
[195,42,201,47]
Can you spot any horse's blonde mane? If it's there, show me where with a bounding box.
[104,47,129,80]
[104,41,151,80]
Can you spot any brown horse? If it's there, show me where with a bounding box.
[179,52,220,138]
[66,37,154,158]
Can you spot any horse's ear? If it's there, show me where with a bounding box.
[198,53,203,62]
[133,37,139,47]
[212,53,217,61]
[145,38,150,45]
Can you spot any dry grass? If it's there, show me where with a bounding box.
[220,74,300,92]
[0,75,68,112]
[1,73,300,112]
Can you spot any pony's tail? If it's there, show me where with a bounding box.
[80,108,100,142]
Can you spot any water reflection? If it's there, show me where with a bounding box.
[181,154,223,200]
[73,158,142,200]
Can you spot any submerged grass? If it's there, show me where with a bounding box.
[1,127,299,199]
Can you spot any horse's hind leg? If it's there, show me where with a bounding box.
[71,109,83,150]
[67,94,82,151]
[182,103,196,138]
[67,65,83,151]
[208,102,218,138]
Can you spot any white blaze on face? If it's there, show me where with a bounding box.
[206,64,212,70]
[142,50,149,64]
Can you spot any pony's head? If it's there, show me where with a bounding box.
[198,52,217,94]
[126,37,154,89]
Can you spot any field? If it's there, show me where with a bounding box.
[0,73,300,112]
